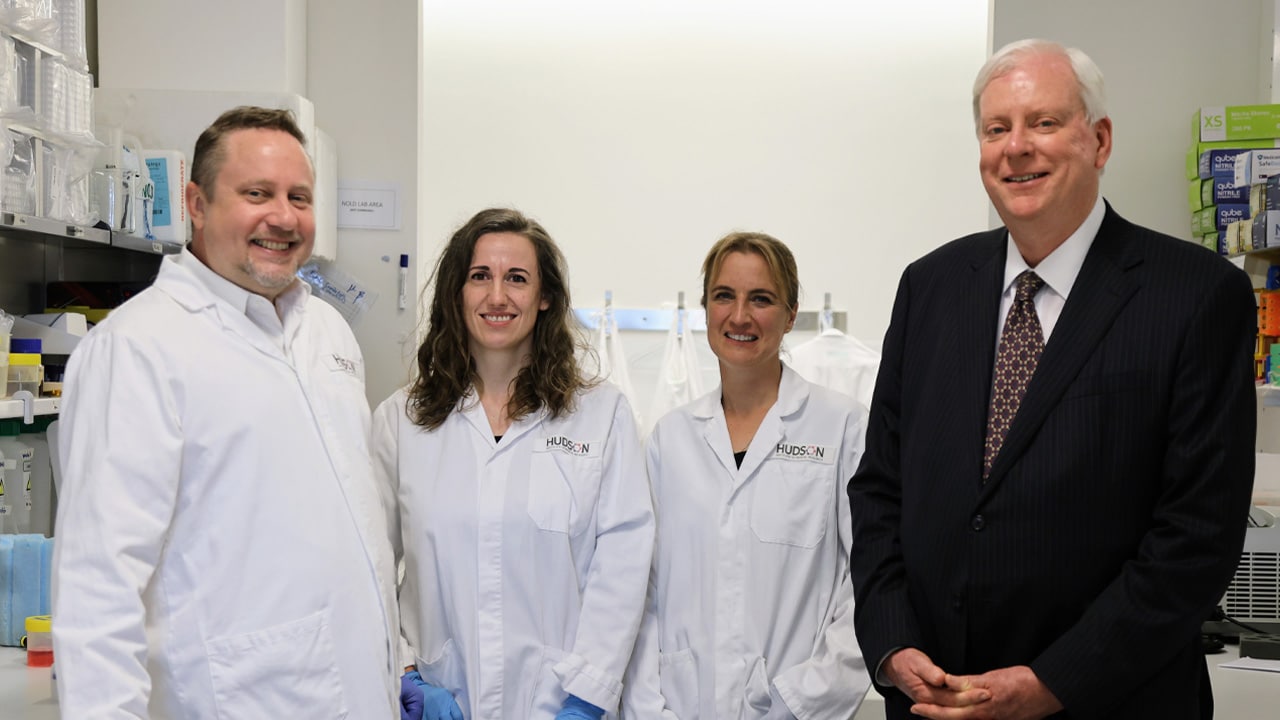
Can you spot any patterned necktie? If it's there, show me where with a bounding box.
[983,270,1045,479]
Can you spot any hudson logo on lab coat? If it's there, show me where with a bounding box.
[327,353,359,376]
[773,442,835,463]
[538,436,599,457]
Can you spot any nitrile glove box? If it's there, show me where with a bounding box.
[1194,104,1280,142]
[1234,149,1280,186]
[1198,149,1249,179]
[1264,175,1280,212]
[1194,204,1252,234]
[1190,177,1249,211]
[1253,211,1280,250]
[1200,231,1224,253]
[1185,139,1280,179]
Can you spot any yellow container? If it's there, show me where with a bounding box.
[24,615,52,667]
[7,353,42,397]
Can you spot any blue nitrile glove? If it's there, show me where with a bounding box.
[555,694,606,720]
[400,671,464,720]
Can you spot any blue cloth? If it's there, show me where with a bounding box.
[0,535,54,647]
[400,670,463,720]
[0,536,12,646]
[39,536,52,614]
[556,695,605,720]
[10,534,41,646]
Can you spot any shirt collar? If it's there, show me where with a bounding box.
[175,247,310,329]
[1002,194,1105,300]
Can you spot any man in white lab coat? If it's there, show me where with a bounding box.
[52,106,399,718]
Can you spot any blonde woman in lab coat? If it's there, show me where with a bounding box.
[625,232,872,719]
[374,208,654,720]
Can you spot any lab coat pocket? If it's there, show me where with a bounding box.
[750,464,831,548]
[418,639,470,717]
[658,647,699,719]
[529,644,570,717]
[205,609,349,719]
[528,451,601,536]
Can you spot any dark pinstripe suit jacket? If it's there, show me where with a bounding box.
[848,204,1257,719]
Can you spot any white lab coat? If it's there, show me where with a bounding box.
[625,365,872,720]
[788,330,880,412]
[373,381,654,719]
[52,251,399,719]
[645,309,704,436]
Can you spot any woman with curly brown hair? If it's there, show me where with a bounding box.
[373,207,653,720]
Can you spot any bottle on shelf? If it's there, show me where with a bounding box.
[0,420,33,534]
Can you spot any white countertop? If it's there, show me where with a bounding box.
[0,646,56,720]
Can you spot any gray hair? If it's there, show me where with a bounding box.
[972,39,1107,135]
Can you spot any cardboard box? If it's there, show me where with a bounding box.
[1254,210,1280,250]
[1196,203,1252,234]
[1199,149,1250,179]
[1191,177,1250,211]
[1263,176,1280,213]
[1226,219,1251,254]
[1186,139,1280,179]
[1194,104,1280,142]
[1200,231,1223,252]
[1235,149,1280,186]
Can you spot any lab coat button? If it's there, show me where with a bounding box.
[971,514,985,531]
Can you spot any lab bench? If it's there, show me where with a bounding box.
[4,644,1277,719]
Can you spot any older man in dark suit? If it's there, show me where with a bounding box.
[848,39,1256,720]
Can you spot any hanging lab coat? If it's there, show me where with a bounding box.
[624,365,872,720]
[52,251,399,719]
[373,381,654,719]
[788,330,880,412]
[594,309,644,428]
[645,309,704,436]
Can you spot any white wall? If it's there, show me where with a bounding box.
[991,0,1268,239]
[98,0,307,95]
[420,0,992,355]
[307,1,421,407]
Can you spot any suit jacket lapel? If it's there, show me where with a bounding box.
[982,205,1142,492]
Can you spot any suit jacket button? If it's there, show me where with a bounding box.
[971,514,985,531]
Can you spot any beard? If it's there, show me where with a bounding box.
[241,256,300,294]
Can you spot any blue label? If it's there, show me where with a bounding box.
[145,157,172,227]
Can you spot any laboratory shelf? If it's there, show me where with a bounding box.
[0,211,179,256]
[1232,245,1280,262]
[0,212,109,247]
[110,232,182,256]
[0,396,59,420]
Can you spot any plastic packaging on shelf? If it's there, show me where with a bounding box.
[0,36,17,116]
[2,127,36,215]
[0,39,35,124]
[38,56,92,138]
[44,139,97,224]
[0,0,57,47]
[52,0,85,68]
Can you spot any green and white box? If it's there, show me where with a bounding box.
[1195,105,1280,142]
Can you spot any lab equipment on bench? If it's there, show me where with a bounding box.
[24,614,51,666]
